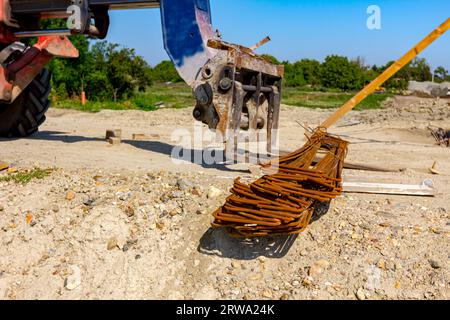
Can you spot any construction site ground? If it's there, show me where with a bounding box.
[0,95,448,300]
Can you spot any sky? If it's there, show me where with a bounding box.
[105,0,450,70]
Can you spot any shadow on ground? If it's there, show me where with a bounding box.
[3,131,105,143]
[197,228,298,260]
[126,140,252,172]
[197,202,331,260]
[14,131,252,173]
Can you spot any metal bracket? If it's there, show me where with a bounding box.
[0,41,26,65]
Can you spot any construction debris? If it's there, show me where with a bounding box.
[132,133,161,140]
[0,161,9,171]
[212,129,348,237]
[212,18,450,237]
[408,81,450,98]
[428,161,441,175]
[154,102,166,109]
[342,180,435,196]
[106,129,122,140]
[430,128,450,147]
[108,137,121,145]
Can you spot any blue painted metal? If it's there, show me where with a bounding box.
[159,0,215,85]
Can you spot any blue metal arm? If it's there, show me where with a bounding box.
[159,0,216,85]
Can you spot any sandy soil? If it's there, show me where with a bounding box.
[0,95,448,300]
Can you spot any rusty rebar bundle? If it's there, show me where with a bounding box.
[212,129,349,237]
[212,19,450,237]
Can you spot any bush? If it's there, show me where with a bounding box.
[284,62,306,87]
[320,55,365,91]
[49,37,152,102]
[151,60,182,83]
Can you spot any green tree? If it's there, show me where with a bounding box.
[434,66,449,83]
[48,35,92,98]
[90,42,152,101]
[283,61,306,87]
[320,55,364,91]
[408,58,432,82]
[296,59,321,86]
[379,60,409,90]
[152,60,182,83]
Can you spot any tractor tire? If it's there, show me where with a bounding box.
[0,69,51,137]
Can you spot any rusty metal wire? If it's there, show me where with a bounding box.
[430,128,450,147]
[212,129,349,237]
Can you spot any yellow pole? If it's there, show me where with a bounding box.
[321,17,450,129]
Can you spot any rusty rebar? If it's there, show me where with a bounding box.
[212,129,349,237]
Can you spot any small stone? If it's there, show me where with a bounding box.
[83,198,94,206]
[7,167,18,174]
[249,273,263,281]
[196,209,205,215]
[292,280,300,286]
[377,260,387,270]
[176,178,193,191]
[394,281,401,289]
[356,288,366,300]
[64,265,81,290]
[169,210,178,217]
[308,259,330,277]
[194,260,200,267]
[25,213,33,225]
[171,191,183,198]
[258,256,266,263]
[230,289,240,296]
[0,204,4,211]
[280,293,290,300]
[302,277,313,286]
[124,206,135,217]
[428,259,441,269]
[108,137,121,145]
[231,261,241,269]
[107,237,118,250]
[262,290,272,299]
[191,188,202,196]
[207,186,222,199]
[429,227,442,234]
[66,191,76,201]
[135,254,142,260]
[300,249,309,257]
[51,205,59,213]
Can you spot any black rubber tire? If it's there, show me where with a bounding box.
[0,69,51,137]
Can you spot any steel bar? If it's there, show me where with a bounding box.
[321,18,450,129]
[212,129,349,237]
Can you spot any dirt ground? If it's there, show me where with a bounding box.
[0,95,448,300]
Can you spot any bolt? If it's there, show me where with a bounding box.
[193,109,202,120]
[219,78,232,91]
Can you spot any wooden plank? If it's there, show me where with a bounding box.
[132,133,161,140]
[279,151,399,172]
[343,180,435,196]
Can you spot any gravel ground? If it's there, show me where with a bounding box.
[0,95,448,300]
